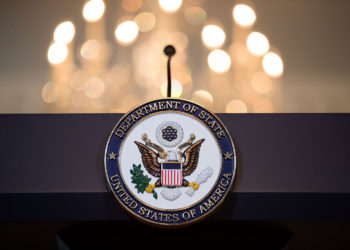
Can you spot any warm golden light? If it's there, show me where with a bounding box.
[134,12,156,32]
[122,0,142,12]
[84,77,105,99]
[226,99,248,113]
[233,4,256,27]
[54,21,75,44]
[42,81,56,103]
[192,90,214,106]
[247,32,269,56]
[252,99,273,113]
[201,25,226,49]
[161,79,183,98]
[170,32,189,50]
[70,70,89,91]
[262,52,284,77]
[80,39,100,60]
[72,91,90,108]
[251,72,273,94]
[158,0,182,13]
[83,0,105,22]
[115,21,139,45]
[44,0,285,113]
[54,87,71,108]
[122,94,141,110]
[208,49,231,73]
[185,7,207,25]
[47,42,68,65]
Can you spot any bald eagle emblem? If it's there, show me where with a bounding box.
[133,132,209,200]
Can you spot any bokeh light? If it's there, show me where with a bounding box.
[192,90,214,107]
[161,79,183,98]
[80,39,101,60]
[53,21,75,44]
[106,64,130,85]
[251,72,273,94]
[134,12,156,32]
[122,94,141,110]
[208,49,231,73]
[185,7,207,25]
[42,81,56,103]
[233,4,256,27]
[122,0,142,12]
[54,87,71,108]
[169,32,188,51]
[201,25,226,49]
[247,32,269,56]
[262,52,284,77]
[70,70,89,91]
[83,0,105,22]
[44,0,285,113]
[84,77,105,99]
[72,91,90,108]
[158,0,182,13]
[226,99,248,113]
[252,99,273,112]
[115,21,139,45]
[47,42,68,65]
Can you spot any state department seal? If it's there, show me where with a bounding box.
[105,98,236,227]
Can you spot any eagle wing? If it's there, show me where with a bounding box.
[134,141,161,177]
[182,139,205,176]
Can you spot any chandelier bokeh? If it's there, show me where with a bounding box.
[42,0,284,113]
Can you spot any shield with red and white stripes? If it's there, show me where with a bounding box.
[161,162,183,186]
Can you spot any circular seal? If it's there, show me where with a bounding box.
[105,98,236,227]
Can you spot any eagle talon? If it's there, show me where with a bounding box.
[159,151,168,159]
[188,182,199,190]
[145,184,155,193]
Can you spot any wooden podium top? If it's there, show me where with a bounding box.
[1,114,350,221]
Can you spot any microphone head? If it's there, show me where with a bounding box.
[164,45,176,57]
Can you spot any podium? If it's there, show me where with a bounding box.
[1,114,350,249]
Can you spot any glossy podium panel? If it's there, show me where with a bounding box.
[1,114,350,221]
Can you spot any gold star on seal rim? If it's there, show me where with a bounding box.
[224,152,233,160]
[108,152,117,160]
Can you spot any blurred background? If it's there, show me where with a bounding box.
[0,0,350,113]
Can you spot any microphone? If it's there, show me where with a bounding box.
[164,45,176,57]
[163,45,176,98]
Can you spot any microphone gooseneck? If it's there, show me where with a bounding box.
[163,45,176,98]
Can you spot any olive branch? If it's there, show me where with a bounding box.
[130,164,158,199]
